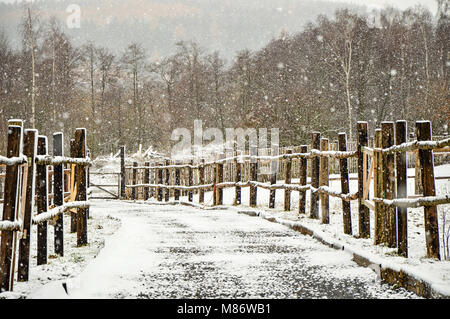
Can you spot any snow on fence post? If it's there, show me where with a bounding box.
[36,136,48,265]
[269,144,278,209]
[144,162,150,201]
[381,122,396,247]
[338,133,352,235]
[198,159,204,203]
[165,160,170,202]
[157,163,163,202]
[53,132,64,256]
[310,132,321,219]
[284,149,292,211]
[75,128,88,247]
[70,140,77,233]
[320,139,329,224]
[175,161,181,201]
[216,155,224,205]
[299,145,308,214]
[374,129,384,245]
[396,121,408,257]
[249,147,258,208]
[188,160,194,202]
[416,121,440,260]
[234,152,241,205]
[357,122,370,238]
[120,146,126,199]
[0,123,23,291]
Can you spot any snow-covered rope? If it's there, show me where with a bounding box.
[35,155,92,166]
[310,185,359,202]
[32,201,91,224]
[372,138,450,155]
[0,220,22,231]
[0,154,28,166]
[373,195,450,208]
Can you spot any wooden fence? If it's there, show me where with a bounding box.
[0,120,91,292]
[123,120,450,261]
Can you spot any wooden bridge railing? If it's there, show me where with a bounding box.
[0,120,91,292]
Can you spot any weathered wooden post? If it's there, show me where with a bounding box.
[310,132,320,219]
[144,162,150,201]
[188,160,194,202]
[396,121,408,257]
[216,156,224,205]
[17,129,37,281]
[284,149,292,211]
[269,145,278,209]
[338,133,352,235]
[212,161,218,206]
[249,147,258,208]
[53,132,64,256]
[234,152,241,205]
[0,123,22,291]
[381,122,396,247]
[157,163,163,201]
[165,160,170,202]
[36,136,48,265]
[70,140,77,232]
[415,150,423,195]
[120,146,126,199]
[374,129,384,244]
[132,162,137,200]
[416,121,440,259]
[75,128,88,247]
[299,145,308,214]
[175,161,181,201]
[320,139,329,224]
[198,159,204,203]
[357,122,370,238]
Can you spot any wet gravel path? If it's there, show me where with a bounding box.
[66,201,418,299]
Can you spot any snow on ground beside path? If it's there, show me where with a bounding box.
[31,201,419,299]
[0,204,121,299]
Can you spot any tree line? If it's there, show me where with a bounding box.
[0,4,448,156]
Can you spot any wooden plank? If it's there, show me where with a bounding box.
[36,136,48,265]
[320,139,329,224]
[299,145,308,214]
[70,139,77,233]
[53,133,64,256]
[338,133,352,235]
[310,132,320,219]
[17,129,37,282]
[357,122,370,238]
[234,152,241,205]
[249,148,258,208]
[132,162,137,200]
[396,120,408,257]
[416,121,440,259]
[269,145,278,209]
[382,122,396,247]
[175,161,181,201]
[144,162,150,201]
[75,128,88,247]
[120,146,126,198]
[284,149,292,211]
[198,160,204,203]
[374,129,384,245]
[188,160,194,202]
[0,124,22,291]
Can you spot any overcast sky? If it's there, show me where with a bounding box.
[0,0,439,13]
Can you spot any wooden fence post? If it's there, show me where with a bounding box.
[70,140,77,233]
[175,161,181,201]
[144,162,150,201]
[320,139,329,224]
[0,124,22,291]
[338,133,352,235]
[212,162,217,206]
[416,121,440,259]
[234,152,241,205]
[75,128,88,247]
[165,160,170,202]
[269,145,278,209]
[53,132,64,256]
[216,157,223,205]
[415,151,423,195]
[357,122,370,238]
[396,120,408,257]
[381,122,396,247]
[198,160,204,203]
[374,129,384,244]
[36,136,48,265]
[249,147,258,208]
[188,160,194,202]
[310,132,320,219]
[157,163,163,201]
[17,129,37,281]
[120,146,125,199]
[284,149,292,211]
[299,145,308,214]
[132,162,137,200]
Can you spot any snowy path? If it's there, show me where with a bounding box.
[32,200,418,299]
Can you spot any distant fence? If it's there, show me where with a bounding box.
[123,120,450,261]
[0,120,91,292]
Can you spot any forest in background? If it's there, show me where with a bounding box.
[0,2,448,157]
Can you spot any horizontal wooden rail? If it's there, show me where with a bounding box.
[35,155,92,166]
[0,155,28,166]
[32,201,91,225]
[373,194,450,208]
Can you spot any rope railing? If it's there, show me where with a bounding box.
[373,195,450,208]
[362,137,450,155]
[32,201,91,225]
